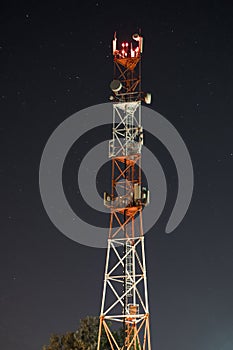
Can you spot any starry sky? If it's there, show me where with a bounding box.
[1,1,233,349]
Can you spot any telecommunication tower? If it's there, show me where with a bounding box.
[97,32,152,350]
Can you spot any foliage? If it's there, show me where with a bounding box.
[42,316,124,350]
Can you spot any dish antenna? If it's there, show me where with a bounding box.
[110,79,122,92]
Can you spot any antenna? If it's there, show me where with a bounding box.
[97,32,152,350]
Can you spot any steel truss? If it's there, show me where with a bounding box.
[97,32,151,350]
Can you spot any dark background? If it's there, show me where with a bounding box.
[1,1,233,349]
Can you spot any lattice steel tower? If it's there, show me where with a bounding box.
[97,32,152,350]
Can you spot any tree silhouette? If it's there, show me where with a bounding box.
[42,316,124,350]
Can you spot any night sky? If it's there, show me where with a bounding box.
[1,1,233,349]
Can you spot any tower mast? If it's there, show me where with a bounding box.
[97,32,151,350]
